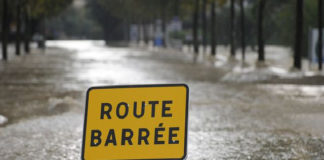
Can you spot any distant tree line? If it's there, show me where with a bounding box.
[1,0,72,60]
[1,0,323,70]
[86,0,323,70]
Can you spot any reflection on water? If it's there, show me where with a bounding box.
[47,40,154,85]
[260,84,324,99]
[47,40,105,52]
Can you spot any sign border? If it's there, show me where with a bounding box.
[81,84,189,160]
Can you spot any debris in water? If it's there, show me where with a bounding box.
[0,115,8,126]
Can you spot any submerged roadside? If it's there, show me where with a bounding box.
[0,41,323,159]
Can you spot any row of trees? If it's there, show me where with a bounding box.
[87,0,323,71]
[87,0,182,44]
[2,0,323,71]
[1,0,72,61]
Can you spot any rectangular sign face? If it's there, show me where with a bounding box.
[81,84,189,160]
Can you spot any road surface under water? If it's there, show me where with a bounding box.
[0,40,323,159]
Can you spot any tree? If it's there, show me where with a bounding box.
[294,0,303,69]
[318,0,323,70]
[211,0,216,56]
[2,0,9,60]
[240,0,245,61]
[27,0,73,18]
[87,0,176,44]
[15,0,22,56]
[257,0,266,62]
[24,6,31,53]
[202,0,207,52]
[230,0,236,57]
[193,0,200,55]
[24,0,73,50]
[87,0,123,42]
[160,0,167,47]
[174,0,180,16]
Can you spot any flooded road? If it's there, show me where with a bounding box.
[0,40,323,159]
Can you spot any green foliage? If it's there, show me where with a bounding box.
[90,0,178,22]
[46,5,103,39]
[169,31,186,40]
[27,0,73,18]
[0,0,72,19]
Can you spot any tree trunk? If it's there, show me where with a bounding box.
[318,0,323,70]
[137,22,141,44]
[127,21,131,42]
[16,1,22,56]
[230,0,236,57]
[211,1,216,56]
[174,0,180,17]
[2,0,8,60]
[160,0,167,48]
[143,22,149,45]
[24,8,31,54]
[202,0,207,53]
[38,19,46,49]
[124,20,130,42]
[193,0,200,54]
[240,0,245,61]
[257,0,265,62]
[294,0,303,69]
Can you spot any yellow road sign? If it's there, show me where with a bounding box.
[81,84,189,160]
